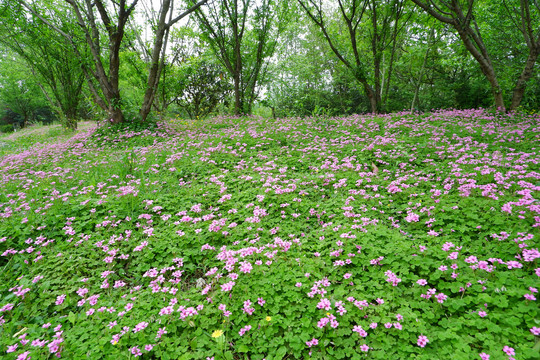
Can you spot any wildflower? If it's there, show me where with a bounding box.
[360,344,370,352]
[502,346,515,356]
[133,321,149,333]
[238,325,251,336]
[220,281,235,292]
[130,346,142,357]
[478,311,487,317]
[479,353,490,360]
[16,351,31,360]
[266,316,272,321]
[55,294,66,305]
[417,335,429,347]
[306,338,318,347]
[7,343,18,353]
[530,327,540,335]
[211,330,223,338]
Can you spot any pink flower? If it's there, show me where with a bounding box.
[416,279,427,286]
[55,294,66,305]
[360,344,370,352]
[417,335,429,347]
[16,351,31,360]
[133,321,149,333]
[478,311,487,317]
[317,298,332,310]
[435,293,448,303]
[130,346,142,357]
[238,325,252,336]
[220,281,235,292]
[479,353,490,360]
[502,346,515,356]
[530,327,540,335]
[306,338,319,347]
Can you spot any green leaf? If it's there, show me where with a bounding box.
[238,344,249,353]
[68,311,76,324]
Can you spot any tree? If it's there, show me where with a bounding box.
[297,0,378,112]
[173,57,232,119]
[411,0,540,110]
[154,26,232,118]
[0,1,85,129]
[138,0,209,121]
[0,51,51,128]
[296,0,409,113]
[18,0,208,123]
[191,0,287,115]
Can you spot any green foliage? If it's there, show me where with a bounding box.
[0,111,539,359]
[0,124,14,133]
[0,52,51,128]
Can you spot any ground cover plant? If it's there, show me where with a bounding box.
[0,109,539,360]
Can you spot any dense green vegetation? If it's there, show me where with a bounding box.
[0,110,539,359]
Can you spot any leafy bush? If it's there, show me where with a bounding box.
[0,124,14,133]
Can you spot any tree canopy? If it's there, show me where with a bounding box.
[0,0,539,126]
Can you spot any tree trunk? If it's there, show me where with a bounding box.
[453,26,505,110]
[110,105,124,124]
[233,73,241,115]
[510,46,540,111]
[140,0,171,122]
[411,30,432,112]
[364,83,378,113]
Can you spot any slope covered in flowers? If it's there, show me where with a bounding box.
[0,110,539,360]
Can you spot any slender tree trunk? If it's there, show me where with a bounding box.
[233,73,241,115]
[371,1,380,107]
[411,29,433,112]
[140,0,171,122]
[411,47,429,112]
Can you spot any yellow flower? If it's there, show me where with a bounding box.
[211,330,224,338]
[112,340,118,345]
[266,316,272,321]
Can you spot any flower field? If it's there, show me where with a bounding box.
[0,110,539,360]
